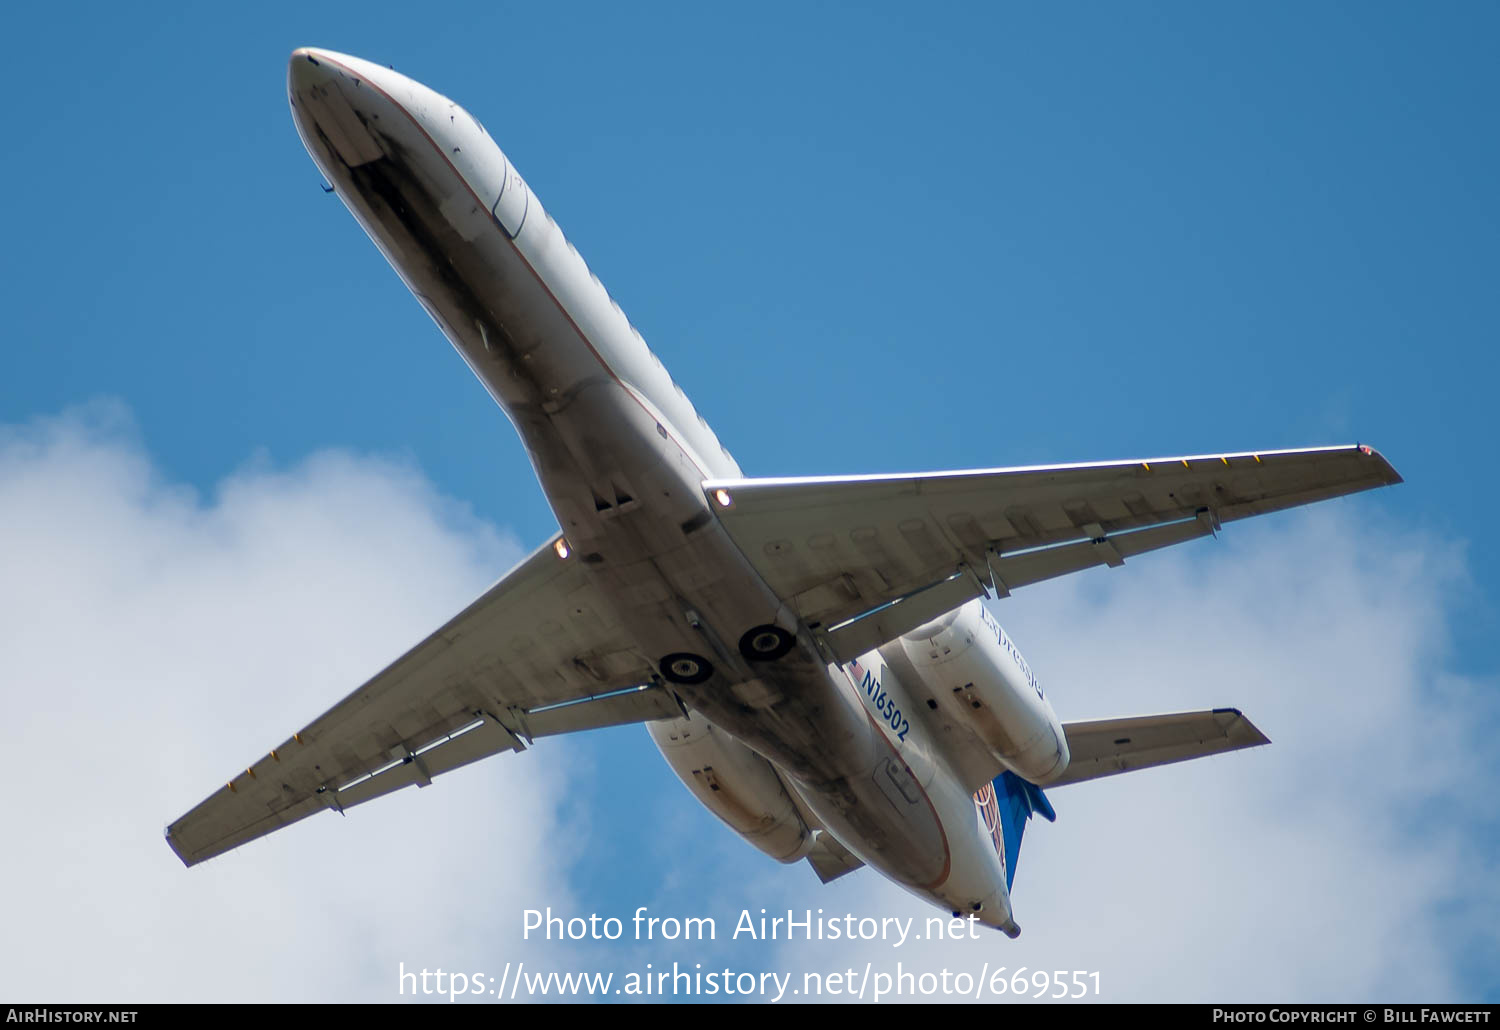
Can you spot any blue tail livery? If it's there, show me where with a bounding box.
[975,771,1057,891]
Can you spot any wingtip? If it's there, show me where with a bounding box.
[164,825,198,868]
[1355,444,1404,486]
[1214,708,1272,748]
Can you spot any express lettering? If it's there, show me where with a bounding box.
[980,606,1045,700]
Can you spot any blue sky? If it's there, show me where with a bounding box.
[3,2,1496,1003]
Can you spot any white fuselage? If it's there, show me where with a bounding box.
[287,49,1066,932]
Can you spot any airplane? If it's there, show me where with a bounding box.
[165,47,1402,937]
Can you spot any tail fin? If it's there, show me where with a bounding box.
[978,771,1056,891]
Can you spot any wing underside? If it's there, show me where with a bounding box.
[704,445,1400,662]
[166,535,674,866]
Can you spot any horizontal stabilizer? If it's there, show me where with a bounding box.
[1048,708,1269,788]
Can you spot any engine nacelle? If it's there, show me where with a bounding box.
[648,715,813,862]
[900,599,1069,784]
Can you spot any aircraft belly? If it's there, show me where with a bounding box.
[314,139,601,418]
[314,158,962,886]
[517,426,958,886]
[290,55,965,896]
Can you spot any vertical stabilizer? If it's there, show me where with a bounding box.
[976,771,1056,891]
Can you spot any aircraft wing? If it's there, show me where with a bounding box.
[166,536,675,866]
[704,445,1400,662]
[1047,708,1270,787]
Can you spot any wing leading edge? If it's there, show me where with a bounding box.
[704,444,1400,662]
[166,535,676,867]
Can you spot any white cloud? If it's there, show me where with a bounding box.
[1,404,1493,1002]
[0,403,588,1001]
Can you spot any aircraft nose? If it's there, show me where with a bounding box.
[287,47,337,92]
[286,47,400,172]
[287,47,408,97]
